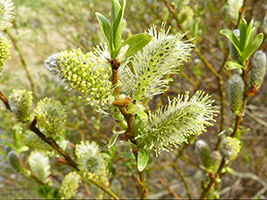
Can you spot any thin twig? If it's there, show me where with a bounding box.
[158,177,181,199]
[65,92,109,142]
[0,91,11,111]
[6,32,39,100]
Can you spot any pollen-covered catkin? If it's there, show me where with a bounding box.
[44,49,112,107]
[34,98,66,138]
[75,140,108,181]
[0,0,15,31]
[0,34,11,76]
[9,89,33,123]
[220,136,241,161]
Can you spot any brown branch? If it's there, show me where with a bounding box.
[0,91,11,111]
[110,58,147,199]
[200,158,226,199]
[29,117,79,171]
[158,177,180,199]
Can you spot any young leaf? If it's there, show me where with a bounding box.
[137,148,149,172]
[12,124,22,148]
[120,152,135,159]
[193,21,199,39]
[244,27,256,50]
[220,29,241,55]
[95,12,112,53]
[111,0,126,56]
[108,132,123,148]
[242,33,264,64]
[239,18,248,52]
[118,33,152,58]
[226,60,244,70]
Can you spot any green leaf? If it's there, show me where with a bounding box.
[0,141,15,149]
[111,0,126,57]
[226,60,244,70]
[244,27,256,50]
[193,21,199,39]
[137,148,149,172]
[12,125,22,148]
[120,152,135,159]
[95,12,112,53]
[108,132,123,148]
[242,33,264,64]
[17,145,29,153]
[220,29,241,55]
[118,33,152,58]
[54,135,67,151]
[239,18,248,52]
[135,109,148,120]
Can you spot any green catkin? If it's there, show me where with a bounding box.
[7,151,26,174]
[0,34,11,76]
[44,49,112,107]
[136,91,218,155]
[249,50,267,90]
[9,89,33,123]
[34,98,66,138]
[228,74,244,116]
[75,141,108,181]
[220,136,241,161]
[211,151,222,172]
[196,140,213,172]
[29,151,51,183]
[0,0,15,31]
[60,172,81,199]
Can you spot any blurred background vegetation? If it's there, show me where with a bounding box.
[0,0,267,199]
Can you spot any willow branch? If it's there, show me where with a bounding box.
[0,91,11,111]
[29,117,79,171]
[200,158,226,199]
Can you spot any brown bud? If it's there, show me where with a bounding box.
[209,171,216,179]
[245,85,257,96]
[112,97,131,107]
[56,156,67,165]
